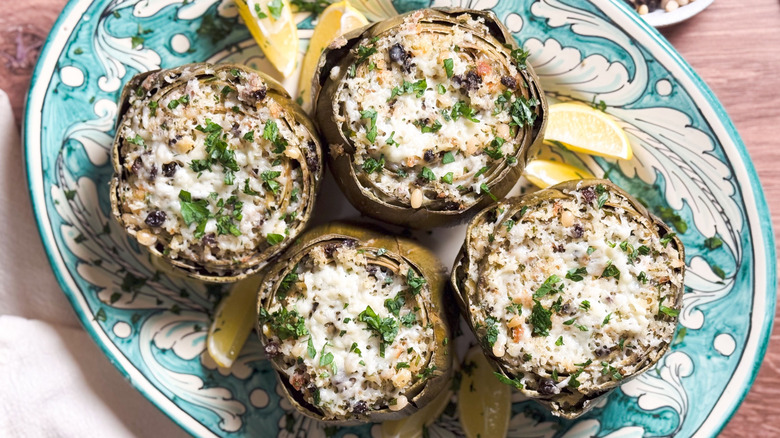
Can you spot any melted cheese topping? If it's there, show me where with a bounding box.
[336,12,534,210]
[467,186,683,395]
[116,67,313,269]
[262,244,434,419]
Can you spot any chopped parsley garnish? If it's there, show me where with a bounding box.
[567,359,592,388]
[131,35,145,49]
[442,151,455,164]
[580,300,591,311]
[388,79,428,100]
[191,119,239,184]
[595,184,609,208]
[555,336,564,346]
[406,269,426,295]
[417,365,437,379]
[307,337,316,358]
[494,372,524,390]
[566,267,588,282]
[600,261,621,280]
[349,342,362,356]
[508,95,538,127]
[167,95,189,109]
[532,275,563,299]
[530,300,552,337]
[658,297,680,317]
[437,84,447,94]
[268,0,284,19]
[290,0,330,15]
[349,44,379,77]
[416,119,442,133]
[509,47,530,69]
[474,166,489,178]
[197,13,233,43]
[384,292,405,317]
[601,362,623,380]
[148,100,158,116]
[214,196,243,237]
[400,312,416,328]
[266,233,285,245]
[451,100,479,123]
[660,233,677,248]
[637,271,648,284]
[564,319,589,332]
[261,170,282,195]
[503,219,515,231]
[704,236,723,250]
[443,58,454,78]
[360,108,378,143]
[480,183,498,201]
[603,313,612,325]
[386,131,398,147]
[240,180,259,198]
[485,316,499,346]
[396,362,410,369]
[279,265,299,294]
[262,120,288,153]
[243,130,254,142]
[362,156,385,174]
[484,137,505,159]
[319,344,334,366]
[178,190,210,237]
[587,246,596,255]
[254,4,268,18]
[621,241,651,264]
[127,134,145,146]
[258,307,308,340]
[657,206,688,234]
[358,305,399,357]
[420,166,436,181]
[441,172,454,184]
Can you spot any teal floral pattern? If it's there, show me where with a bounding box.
[24,0,775,436]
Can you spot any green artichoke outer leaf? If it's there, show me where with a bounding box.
[256,222,454,423]
[110,63,324,283]
[313,9,547,229]
[451,179,685,418]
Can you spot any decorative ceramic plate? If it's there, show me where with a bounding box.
[24,0,776,437]
[641,0,715,28]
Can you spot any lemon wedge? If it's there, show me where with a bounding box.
[545,102,633,160]
[297,1,368,111]
[235,0,298,77]
[524,159,595,189]
[381,386,452,438]
[457,347,511,438]
[207,275,263,368]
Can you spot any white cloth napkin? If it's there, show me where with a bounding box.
[0,89,187,437]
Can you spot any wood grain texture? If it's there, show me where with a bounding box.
[660,1,780,437]
[1,0,778,436]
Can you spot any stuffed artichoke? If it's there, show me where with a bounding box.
[109,63,323,282]
[257,223,453,423]
[314,8,546,228]
[451,180,685,418]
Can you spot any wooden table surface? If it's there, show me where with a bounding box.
[1,0,778,436]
